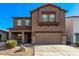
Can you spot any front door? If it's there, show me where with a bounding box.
[24,32,31,44]
[27,33,31,43]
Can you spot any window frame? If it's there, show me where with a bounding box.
[41,14,49,22]
[49,14,56,22]
[76,33,79,42]
[25,20,30,26]
[17,20,22,26]
[41,11,56,23]
[39,11,59,26]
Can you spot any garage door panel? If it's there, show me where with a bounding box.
[35,33,61,44]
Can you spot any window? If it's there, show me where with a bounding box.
[49,14,55,22]
[76,33,79,42]
[17,20,22,26]
[25,20,30,26]
[39,11,58,25]
[42,14,48,22]
[41,14,55,22]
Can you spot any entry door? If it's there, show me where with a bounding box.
[24,34,28,43]
[24,33,31,44]
[76,33,79,42]
[27,33,31,43]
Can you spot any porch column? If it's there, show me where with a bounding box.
[22,32,24,44]
[62,35,67,45]
[9,32,12,39]
[32,32,35,44]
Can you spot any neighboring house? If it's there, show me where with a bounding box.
[8,4,67,44]
[66,16,79,44]
[0,29,8,42]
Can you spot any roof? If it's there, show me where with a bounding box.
[0,28,8,33]
[66,16,79,18]
[32,4,67,13]
[12,17,31,19]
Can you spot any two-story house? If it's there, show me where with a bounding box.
[8,4,67,44]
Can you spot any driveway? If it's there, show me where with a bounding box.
[35,45,79,56]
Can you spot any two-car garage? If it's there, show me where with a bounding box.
[35,32,62,44]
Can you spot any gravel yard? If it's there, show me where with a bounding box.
[0,46,34,56]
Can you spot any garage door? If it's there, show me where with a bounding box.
[35,33,62,44]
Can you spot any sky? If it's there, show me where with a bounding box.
[0,3,79,30]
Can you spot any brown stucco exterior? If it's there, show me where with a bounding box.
[8,4,67,44]
[32,4,66,44]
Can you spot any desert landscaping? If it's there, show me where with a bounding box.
[0,43,34,56]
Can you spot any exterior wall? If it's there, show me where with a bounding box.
[32,6,65,32]
[73,18,79,43]
[32,5,65,44]
[59,11,65,32]
[0,32,8,41]
[66,18,73,43]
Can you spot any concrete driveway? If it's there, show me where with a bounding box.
[35,45,79,56]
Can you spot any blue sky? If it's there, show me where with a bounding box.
[0,3,79,29]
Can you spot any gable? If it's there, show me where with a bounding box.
[38,5,59,12]
[32,4,67,13]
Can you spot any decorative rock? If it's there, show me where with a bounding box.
[14,45,25,53]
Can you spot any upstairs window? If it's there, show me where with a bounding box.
[42,14,48,22]
[49,14,55,22]
[39,11,59,26]
[41,11,56,23]
[25,20,30,26]
[17,20,22,26]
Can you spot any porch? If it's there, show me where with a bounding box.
[9,30,31,44]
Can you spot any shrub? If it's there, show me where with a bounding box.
[76,41,79,47]
[6,39,17,48]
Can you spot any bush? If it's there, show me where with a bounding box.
[76,41,79,47]
[6,39,17,48]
